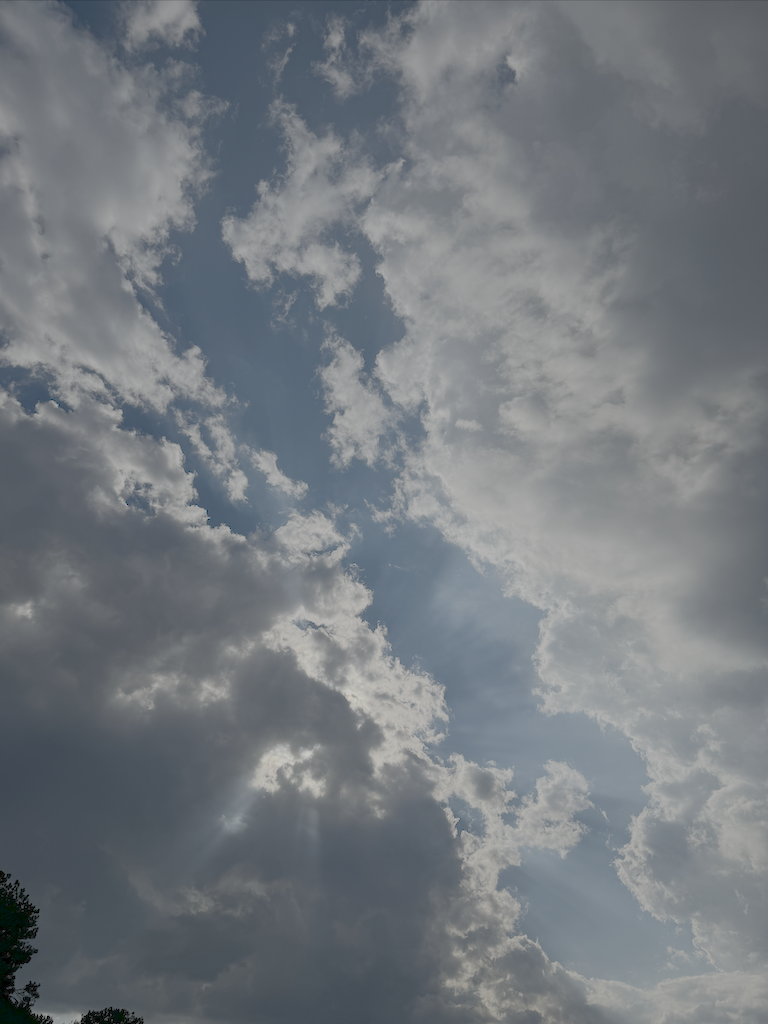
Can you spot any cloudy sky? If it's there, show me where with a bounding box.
[1,1,767,1021]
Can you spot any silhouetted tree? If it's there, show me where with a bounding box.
[0,871,142,1024]
[0,870,52,1022]
[0,871,39,1003]
[0,1000,53,1024]
[79,1010,144,1024]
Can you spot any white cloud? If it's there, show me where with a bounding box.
[319,333,396,468]
[314,15,358,99]
[222,101,381,309]
[455,418,481,432]
[514,760,593,857]
[175,411,250,503]
[262,18,298,84]
[433,754,592,940]
[248,447,308,499]
[0,0,221,411]
[121,0,202,53]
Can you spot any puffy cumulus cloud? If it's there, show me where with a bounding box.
[0,389,425,1020]
[0,0,221,410]
[248,447,309,499]
[222,100,382,309]
[513,760,592,857]
[120,0,202,54]
[0,385,604,1024]
[319,332,398,468]
[0,1,251,501]
[256,0,768,1012]
[425,755,595,1019]
[436,755,591,893]
[174,411,251,503]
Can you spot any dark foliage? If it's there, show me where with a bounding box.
[79,1011,144,1024]
[0,871,141,1024]
[0,872,49,1021]
[0,872,39,1004]
[0,999,53,1024]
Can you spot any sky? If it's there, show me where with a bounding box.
[1,1,767,1022]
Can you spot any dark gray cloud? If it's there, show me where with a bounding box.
[0,394,599,1024]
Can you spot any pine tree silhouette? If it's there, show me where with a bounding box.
[0,870,142,1024]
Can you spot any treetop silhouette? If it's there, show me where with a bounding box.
[0,870,142,1024]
